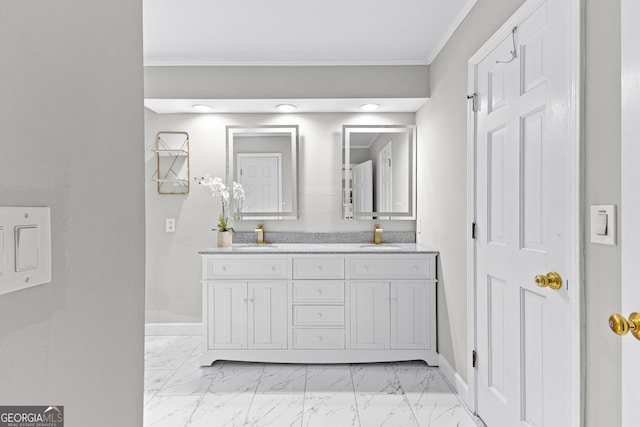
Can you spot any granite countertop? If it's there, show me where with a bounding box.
[199,243,438,255]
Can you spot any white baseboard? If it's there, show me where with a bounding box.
[145,322,202,336]
[438,353,471,409]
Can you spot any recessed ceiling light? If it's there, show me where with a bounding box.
[192,104,214,113]
[359,103,381,112]
[276,104,297,113]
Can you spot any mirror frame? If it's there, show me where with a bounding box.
[226,125,299,220]
[342,124,417,220]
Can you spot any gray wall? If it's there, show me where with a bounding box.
[0,1,145,426]
[416,0,622,425]
[584,0,621,425]
[145,65,430,100]
[145,111,415,323]
[416,0,526,386]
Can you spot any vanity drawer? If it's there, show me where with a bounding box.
[293,257,345,279]
[293,305,345,326]
[350,256,436,280]
[292,281,344,303]
[293,328,345,349]
[206,257,288,280]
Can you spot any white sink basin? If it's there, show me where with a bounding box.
[235,244,278,250]
[359,244,403,250]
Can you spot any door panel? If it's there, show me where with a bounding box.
[521,288,545,426]
[352,160,373,213]
[474,1,575,426]
[487,275,506,399]
[248,282,287,349]
[391,281,433,350]
[237,154,281,213]
[208,282,247,349]
[350,282,390,349]
[621,2,640,425]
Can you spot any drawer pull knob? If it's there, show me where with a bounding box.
[271,266,276,271]
[412,267,418,272]
[317,312,323,317]
[317,336,323,342]
[317,289,323,295]
[363,266,369,272]
[221,266,226,271]
[316,266,323,272]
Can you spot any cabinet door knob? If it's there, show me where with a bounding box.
[270,266,276,272]
[221,266,227,271]
[412,266,418,272]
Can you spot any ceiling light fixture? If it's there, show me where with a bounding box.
[192,104,214,113]
[276,104,297,113]
[359,103,381,112]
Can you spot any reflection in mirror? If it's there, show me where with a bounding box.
[227,125,298,220]
[342,125,416,220]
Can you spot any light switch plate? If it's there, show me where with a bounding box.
[590,205,616,245]
[0,207,51,296]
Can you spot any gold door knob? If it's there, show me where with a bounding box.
[534,272,562,290]
[609,313,640,340]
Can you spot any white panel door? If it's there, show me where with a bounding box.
[237,154,281,213]
[474,1,575,426]
[350,282,390,349]
[207,282,247,349]
[390,281,434,350]
[377,141,392,213]
[352,160,373,214]
[621,2,640,425]
[248,282,288,349]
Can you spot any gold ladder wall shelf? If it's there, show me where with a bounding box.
[152,131,190,195]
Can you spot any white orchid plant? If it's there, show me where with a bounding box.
[197,175,245,232]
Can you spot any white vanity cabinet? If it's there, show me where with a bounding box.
[201,248,438,365]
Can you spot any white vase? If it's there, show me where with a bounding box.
[218,231,233,247]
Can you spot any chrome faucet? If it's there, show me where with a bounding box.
[374,224,383,244]
[255,224,265,244]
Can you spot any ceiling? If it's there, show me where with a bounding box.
[143,0,476,113]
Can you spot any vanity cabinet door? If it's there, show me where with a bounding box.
[206,282,247,350]
[391,281,435,350]
[350,282,390,349]
[248,282,288,349]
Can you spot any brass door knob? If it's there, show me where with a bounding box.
[534,272,562,290]
[609,313,640,340]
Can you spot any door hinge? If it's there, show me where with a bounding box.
[472,350,477,368]
[467,93,480,112]
[472,222,477,239]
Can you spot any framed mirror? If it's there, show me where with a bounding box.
[226,125,299,220]
[342,125,416,220]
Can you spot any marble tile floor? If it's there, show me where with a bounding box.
[144,336,486,427]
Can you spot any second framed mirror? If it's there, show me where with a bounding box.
[343,125,416,220]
